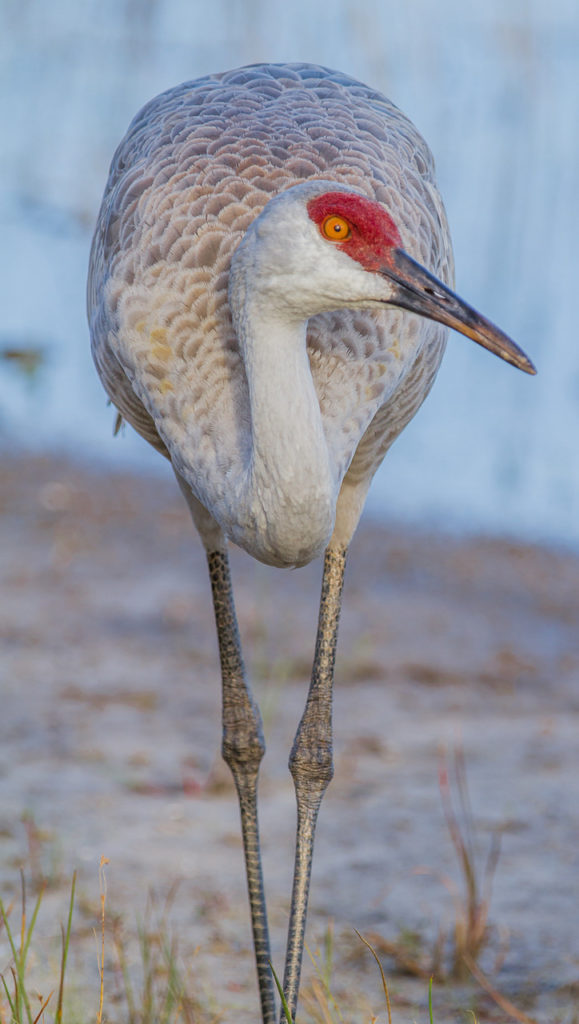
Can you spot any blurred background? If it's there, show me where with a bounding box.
[1,0,578,545]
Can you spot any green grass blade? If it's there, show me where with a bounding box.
[1,968,17,1019]
[0,902,28,1022]
[0,901,19,964]
[269,961,292,1024]
[18,884,44,1024]
[22,885,44,963]
[55,870,76,1024]
[429,976,434,1024]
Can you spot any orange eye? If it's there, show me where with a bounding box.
[321,214,351,241]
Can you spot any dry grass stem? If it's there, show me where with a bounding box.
[354,930,392,1024]
[438,746,500,978]
[464,955,539,1024]
[96,855,109,1024]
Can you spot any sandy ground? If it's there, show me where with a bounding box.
[1,453,578,1023]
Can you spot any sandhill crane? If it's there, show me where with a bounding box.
[87,63,534,1023]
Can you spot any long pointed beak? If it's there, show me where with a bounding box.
[383,249,536,375]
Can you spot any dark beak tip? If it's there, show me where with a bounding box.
[511,349,537,376]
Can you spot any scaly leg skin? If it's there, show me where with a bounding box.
[282,546,348,1021]
[207,549,276,1024]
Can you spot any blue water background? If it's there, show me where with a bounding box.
[1,0,578,545]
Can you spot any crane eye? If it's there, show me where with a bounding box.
[321,214,351,241]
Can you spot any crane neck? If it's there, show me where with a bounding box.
[228,289,337,568]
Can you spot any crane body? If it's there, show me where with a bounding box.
[88,63,534,1023]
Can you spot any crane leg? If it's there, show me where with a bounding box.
[207,549,276,1024]
[281,545,347,1021]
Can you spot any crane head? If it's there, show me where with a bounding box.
[307,190,536,375]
